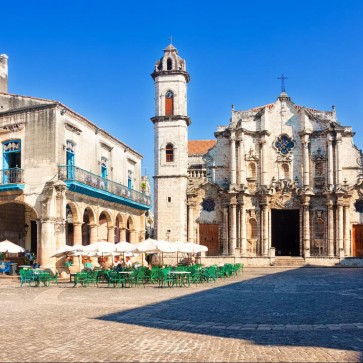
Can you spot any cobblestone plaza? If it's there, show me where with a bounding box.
[1,267,362,362]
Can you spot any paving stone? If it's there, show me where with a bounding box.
[0,267,362,362]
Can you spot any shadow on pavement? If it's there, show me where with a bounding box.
[97,267,363,359]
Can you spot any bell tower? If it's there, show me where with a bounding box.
[151,44,191,242]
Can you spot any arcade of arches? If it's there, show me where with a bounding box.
[65,203,140,246]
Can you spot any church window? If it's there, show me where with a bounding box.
[202,198,215,212]
[274,134,295,155]
[281,163,289,179]
[167,58,172,70]
[247,218,258,240]
[247,162,256,179]
[166,143,174,162]
[165,90,174,116]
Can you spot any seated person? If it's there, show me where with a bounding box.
[84,258,92,270]
[32,259,40,269]
[113,262,123,272]
[125,256,132,268]
[65,256,73,268]
[100,257,112,270]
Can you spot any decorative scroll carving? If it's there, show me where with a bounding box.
[312,148,327,161]
[245,147,259,161]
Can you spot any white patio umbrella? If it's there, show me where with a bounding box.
[115,241,136,253]
[0,239,25,253]
[50,244,84,258]
[82,241,117,253]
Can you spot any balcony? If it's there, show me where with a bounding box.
[58,165,151,210]
[0,168,25,191]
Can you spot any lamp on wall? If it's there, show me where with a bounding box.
[24,223,29,236]
[67,210,73,224]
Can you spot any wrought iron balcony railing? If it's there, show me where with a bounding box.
[58,165,151,207]
[0,168,24,184]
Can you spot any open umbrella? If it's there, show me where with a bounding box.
[0,239,25,253]
[83,241,117,265]
[50,244,84,258]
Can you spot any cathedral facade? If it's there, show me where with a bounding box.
[152,44,363,263]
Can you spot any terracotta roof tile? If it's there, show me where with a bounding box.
[188,140,216,155]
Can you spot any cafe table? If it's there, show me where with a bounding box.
[169,271,191,287]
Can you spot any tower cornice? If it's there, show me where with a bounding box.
[151,70,190,83]
[151,115,191,126]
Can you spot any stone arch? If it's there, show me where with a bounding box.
[65,201,81,223]
[81,206,97,245]
[0,201,38,253]
[115,213,126,242]
[98,210,113,241]
[126,215,135,243]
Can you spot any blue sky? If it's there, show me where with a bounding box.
[1,0,362,182]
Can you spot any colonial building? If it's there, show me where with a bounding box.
[152,44,363,262]
[0,54,151,269]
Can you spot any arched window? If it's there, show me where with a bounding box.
[166,143,174,162]
[248,162,256,180]
[165,90,174,116]
[282,163,289,179]
[167,58,172,70]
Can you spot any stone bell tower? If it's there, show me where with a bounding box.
[0,54,9,93]
[151,43,191,242]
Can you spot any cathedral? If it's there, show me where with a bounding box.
[151,44,363,264]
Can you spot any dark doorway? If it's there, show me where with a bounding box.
[30,220,37,254]
[272,209,300,256]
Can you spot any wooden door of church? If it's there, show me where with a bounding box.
[352,225,363,257]
[199,224,219,256]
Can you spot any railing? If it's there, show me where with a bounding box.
[0,168,24,184]
[188,169,207,179]
[58,165,151,206]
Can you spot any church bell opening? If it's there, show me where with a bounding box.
[271,209,300,256]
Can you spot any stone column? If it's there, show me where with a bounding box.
[237,133,245,185]
[107,226,115,243]
[39,219,55,267]
[302,196,311,257]
[327,135,334,189]
[261,204,269,256]
[230,133,237,185]
[336,135,342,186]
[302,134,310,187]
[90,224,98,244]
[344,204,350,256]
[327,202,335,257]
[240,203,247,255]
[337,198,344,258]
[187,202,194,243]
[73,222,82,245]
[260,138,267,186]
[223,206,229,255]
[229,200,237,255]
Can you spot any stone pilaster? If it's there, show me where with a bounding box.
[344,204,350,256]
[260,139,267,186]
[107,226,115,243]
[73,222,82,245]
[90,224,98,244]
[327,200,335,257]
[302,195,311,257]
[237,133,245,185]
[222,205,229,255]
[187,201,195,243]
[229,196,237,255]
[327,135,334,189]
[239,201,247,255]
[230,133,237,185]
[336,134,342,186]
[337,197,344,258]
[302,134,311,187]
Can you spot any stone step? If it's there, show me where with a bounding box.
[273,257,305,267]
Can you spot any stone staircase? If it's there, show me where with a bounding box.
[272,257,306,267]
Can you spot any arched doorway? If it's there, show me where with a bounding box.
[0,202,37,253]
[98,211,112,241]
[82,207,95,246]
[126,216,134,243]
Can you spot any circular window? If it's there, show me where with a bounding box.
[202,199,215,212]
